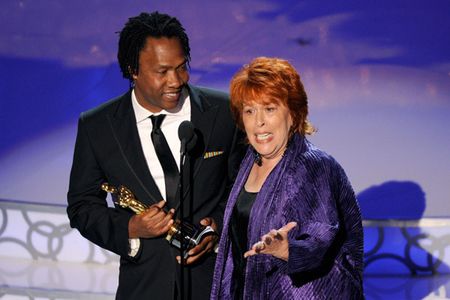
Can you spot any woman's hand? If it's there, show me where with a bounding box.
[244,222,297,261]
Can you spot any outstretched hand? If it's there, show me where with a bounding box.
[244,222,297,261]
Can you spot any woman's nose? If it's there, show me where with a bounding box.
[256,111,265,127]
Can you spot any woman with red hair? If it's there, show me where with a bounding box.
[211,57,363,299]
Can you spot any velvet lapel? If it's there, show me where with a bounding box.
[211,149,253,297]
[107,91,162,206]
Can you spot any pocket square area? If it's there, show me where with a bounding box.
[204,151,224,159]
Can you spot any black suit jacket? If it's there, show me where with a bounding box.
[67,85,244,299]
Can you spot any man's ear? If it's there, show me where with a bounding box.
[128,66,137,79]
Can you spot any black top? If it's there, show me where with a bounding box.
[230,188,258,299]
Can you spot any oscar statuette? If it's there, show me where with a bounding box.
[101,183,215,258]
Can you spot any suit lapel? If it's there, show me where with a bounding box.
[184,85,219,196]
[108,91,163,206]
[106,87,220,210]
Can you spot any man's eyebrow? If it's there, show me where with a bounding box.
[176,60,188,68]
[155,60,187,69]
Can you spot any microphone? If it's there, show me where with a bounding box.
[178,121,197,155]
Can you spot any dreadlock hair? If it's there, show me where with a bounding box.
[117,11,191,82]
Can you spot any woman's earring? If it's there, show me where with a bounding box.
[253,149,262,166]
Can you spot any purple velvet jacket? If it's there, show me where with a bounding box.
[211,134,363,299]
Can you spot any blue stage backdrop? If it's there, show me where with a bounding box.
[0,0,449,218]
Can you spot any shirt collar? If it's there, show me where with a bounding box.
[132,88,190,123]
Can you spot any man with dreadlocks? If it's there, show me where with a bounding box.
[67,11,244,299]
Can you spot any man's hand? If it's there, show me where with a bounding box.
[128,200,175,238]
[176,217,218,265]
[244,222,297,261]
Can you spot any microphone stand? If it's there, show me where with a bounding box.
[177,121,196,300]
[178,141,187,300]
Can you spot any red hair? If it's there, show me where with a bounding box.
[230,57,314,135]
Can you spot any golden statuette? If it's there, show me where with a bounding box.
[101,183,148,214]
[101,182,215,258]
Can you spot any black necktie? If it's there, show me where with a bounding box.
[150,114,179,208]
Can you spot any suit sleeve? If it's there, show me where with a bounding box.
[67,115,132,258]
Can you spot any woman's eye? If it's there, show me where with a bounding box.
[266,107,276,112]
[244,108,254,114]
